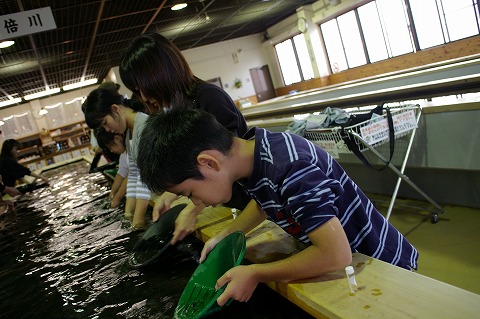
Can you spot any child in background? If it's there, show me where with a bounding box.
[0,139,49,187]
[83,84,150,229]
[94,127,128,208]
[137,107,419,307]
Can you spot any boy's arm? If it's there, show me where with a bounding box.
[110,174,124,199]
[199,199,266,262]
[132,198,150,228]
[151,192,180,221]
[30,172,49,183]
[170,201,204,244]
[111,177,127,208]
[215,216,352,306]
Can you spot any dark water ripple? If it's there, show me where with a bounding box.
[0,161,313,319]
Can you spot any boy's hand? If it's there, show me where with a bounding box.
[215,265,258,306]
[110,197,121,208]
[199,234,224,263]
[152,192,180,222]
[171,203,204,244]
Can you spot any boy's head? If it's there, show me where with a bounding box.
[137,107,235,204]
[94,127,126,154]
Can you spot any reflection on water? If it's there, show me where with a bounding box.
[0,161,313,319]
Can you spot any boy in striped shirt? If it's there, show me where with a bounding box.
[137,107,418,307]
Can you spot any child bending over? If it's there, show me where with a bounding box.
[94,127,128,208]
[137,107,418,306]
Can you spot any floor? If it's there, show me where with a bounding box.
[369,194,480,295]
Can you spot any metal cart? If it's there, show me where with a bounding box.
[304,104,444,223]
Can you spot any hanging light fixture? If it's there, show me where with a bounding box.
[171,1,187,11]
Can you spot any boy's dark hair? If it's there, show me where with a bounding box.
[119,32,198,112]
[94,127,124,150]
[82,88,146,129]
[137,107,234,193]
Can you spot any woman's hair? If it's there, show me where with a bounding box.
[1,139,20,159]
[82,87,146,129]
[120,32,198,112]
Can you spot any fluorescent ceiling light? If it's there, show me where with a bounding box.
[0,40,14,48]
[171,3,187,10]
[63,78,98,91]
[65,97,83,104]
[45,103,62,109]
[0,97,22,108]
[24,88,61,100]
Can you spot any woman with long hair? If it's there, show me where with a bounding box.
[119,32,251,243]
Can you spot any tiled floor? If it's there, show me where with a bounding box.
[369,194,480,295]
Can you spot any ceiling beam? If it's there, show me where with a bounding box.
[142,0,169,34]
[16,0,50,92]
[81,0,106,81]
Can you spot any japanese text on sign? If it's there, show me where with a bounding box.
[360,109,417,145]
[1,7,56,40]
[313,140,339,159]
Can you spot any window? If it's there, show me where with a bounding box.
[337,11,367,68]
[321,19,348,73]
[440,0,480,41]
[275,34,314,85]
[320,0,480,72]
[357,2,389,63]
[0,112,37,139]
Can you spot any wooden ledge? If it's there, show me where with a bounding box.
[194,205,480,319]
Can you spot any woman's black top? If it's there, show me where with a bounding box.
[0,158,31,187]
[194,82,248,137]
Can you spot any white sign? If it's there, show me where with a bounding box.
[314,140,339,159]
[1,7,56,40]
[360,109,417,145]
[392,109,418,135]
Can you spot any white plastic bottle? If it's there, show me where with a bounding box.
[345,266,358,294]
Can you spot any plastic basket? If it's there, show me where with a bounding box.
[304,105,420,155]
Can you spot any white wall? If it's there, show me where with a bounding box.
[182,34,268,101]
[0,86,98,143]
[0,0,381,139]
[104,34,271,102]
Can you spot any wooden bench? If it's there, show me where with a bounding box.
[194,205,480,319]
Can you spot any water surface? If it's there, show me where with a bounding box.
[0,161,313,319]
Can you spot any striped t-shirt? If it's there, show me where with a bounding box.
[239,127,418,270]
[125,112,151,200]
